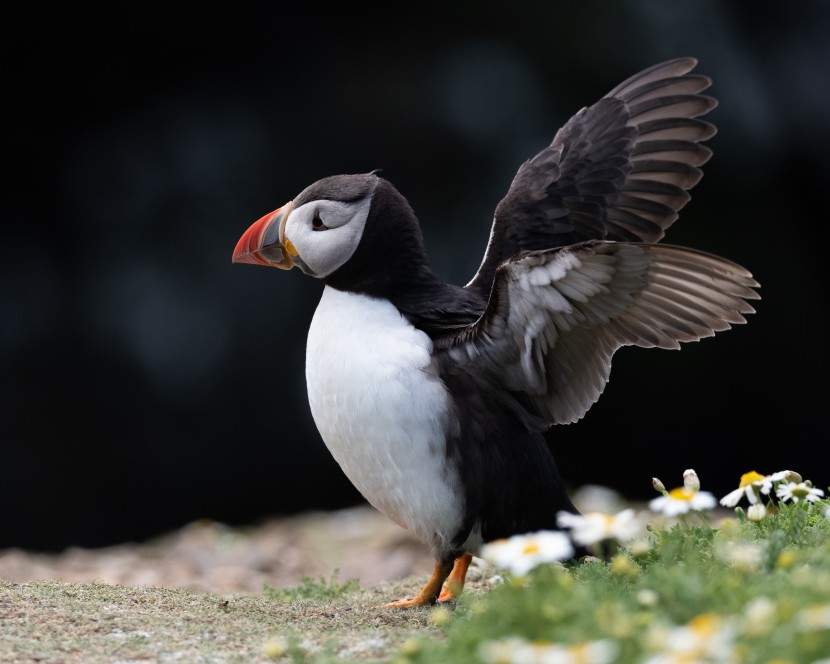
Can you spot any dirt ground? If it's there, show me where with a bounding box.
[0,506,435,595]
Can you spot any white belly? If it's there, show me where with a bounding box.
[305,286,463,553]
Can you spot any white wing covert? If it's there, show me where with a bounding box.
[438,241,760,427]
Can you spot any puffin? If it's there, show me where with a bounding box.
[232,57,760,607]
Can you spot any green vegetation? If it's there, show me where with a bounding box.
[401,515,829,663]
[2,470,828,663]
[392,471,830,664]
[264,569,361,602]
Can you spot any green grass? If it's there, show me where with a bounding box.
[3,478,829,663]
[264,569,361,602]
[393,498,830,664]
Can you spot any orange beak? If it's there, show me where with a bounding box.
[232,200,296,269]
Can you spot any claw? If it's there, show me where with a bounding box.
[380,595,434,608]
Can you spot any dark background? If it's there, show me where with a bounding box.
[3,1,828,551]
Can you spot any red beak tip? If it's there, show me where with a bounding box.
[231,251,258,266]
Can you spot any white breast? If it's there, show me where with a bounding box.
[305,286,463,553]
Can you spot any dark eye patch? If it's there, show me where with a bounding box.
[312,213,328,231]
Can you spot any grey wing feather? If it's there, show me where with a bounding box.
[442,241,760,427]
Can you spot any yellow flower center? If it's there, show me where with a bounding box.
[587,512,615,528]
[739,470,765,488]
[668,487,696,501]
[522,543,540,555]
[688,612,721,636]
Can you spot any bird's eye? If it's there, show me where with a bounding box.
[311,213,328,231]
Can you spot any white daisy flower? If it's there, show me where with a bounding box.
[643,613,738,664]
[742,597,776,637]
[480,637,618,664]
[555,639,618,664]
[478,636,526,664]
[649,487,717,516]
[758,470,801,494]
[556,509,642,546]
[720,470,801,508]
[721,541,763,573]
[480,530,574,576]
[719,470,765,507]
[795,603,830,631]
[776,481,824,504]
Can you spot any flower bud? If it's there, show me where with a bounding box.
[747,503,767,522]
[683,469,701,493]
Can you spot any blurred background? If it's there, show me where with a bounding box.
[3,0,828,552]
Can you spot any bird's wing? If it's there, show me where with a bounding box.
[437,241,759,428]
[465,57,717,299]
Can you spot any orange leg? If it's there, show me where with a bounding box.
[438,552,473,603]
[381,558,455,608]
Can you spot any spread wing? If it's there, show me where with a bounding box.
[438,241,760,428]
[466,57,717,300]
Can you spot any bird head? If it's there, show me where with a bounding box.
[232,173,379,279]
[232,172,431,297]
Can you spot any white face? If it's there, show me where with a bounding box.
[283,196,373,278]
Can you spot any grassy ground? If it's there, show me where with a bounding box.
[5,483,829,663]
[0,573,487,663]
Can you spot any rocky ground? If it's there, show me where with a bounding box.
[0,506,435,595]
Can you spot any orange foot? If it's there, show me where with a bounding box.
[437,553,472,603]
[380,553,473,608]
[381,595,435,608]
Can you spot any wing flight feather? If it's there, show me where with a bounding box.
[440,242,759,427]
